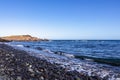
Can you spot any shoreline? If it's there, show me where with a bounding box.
[0,43,120,80]
[0,43,101,80]
[8,40,120,67]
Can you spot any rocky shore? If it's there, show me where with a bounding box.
[0,43,103,80]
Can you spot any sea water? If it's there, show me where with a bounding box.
[9,40,120,66]
[7,40,120,80]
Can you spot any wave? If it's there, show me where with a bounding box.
[35,47,120,66]
[43,49,54,53]
[35,47,53,53]
[20,44,120,66]
[35,47,75,58]
[75,55,120,66]
[54,51,74,58]
[15,44,24,47]
[35,47,44,50]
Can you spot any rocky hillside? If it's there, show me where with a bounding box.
[0,38,10,42]
[1,35,48,41]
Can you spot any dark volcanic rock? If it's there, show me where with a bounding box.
[0,44,102,80]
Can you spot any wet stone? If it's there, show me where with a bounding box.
[0,44,103,80]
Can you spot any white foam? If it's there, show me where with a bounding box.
[84,58,94,61]
[63,53,75,58]
[16,45,24,47]
[43,49,54,53]
[116,78,120,80]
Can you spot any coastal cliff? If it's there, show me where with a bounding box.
[1,35,48,41]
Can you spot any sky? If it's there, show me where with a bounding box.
[0,0,120,40]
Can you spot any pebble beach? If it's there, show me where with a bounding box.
[0,43,105,80]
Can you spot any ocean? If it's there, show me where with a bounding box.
[5,40,120,80]
[9,40,120,66]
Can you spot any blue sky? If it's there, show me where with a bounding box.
[0,0,120,39]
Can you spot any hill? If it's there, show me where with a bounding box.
[0,38,10,42]
[1,35,48,41]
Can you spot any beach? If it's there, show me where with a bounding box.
[0,0,120,79]
[0,43,104,80]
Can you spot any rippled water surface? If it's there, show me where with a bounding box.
[9,40,120,66]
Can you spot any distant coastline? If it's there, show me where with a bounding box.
[0,35,49,41]
[0,38,10,42]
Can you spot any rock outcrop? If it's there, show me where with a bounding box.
[1,35,48,41]
[0,38,10,42]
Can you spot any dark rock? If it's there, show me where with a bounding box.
[36,47,43,50]
[25,45,30,48]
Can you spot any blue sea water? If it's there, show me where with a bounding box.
[9,40,120,66]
